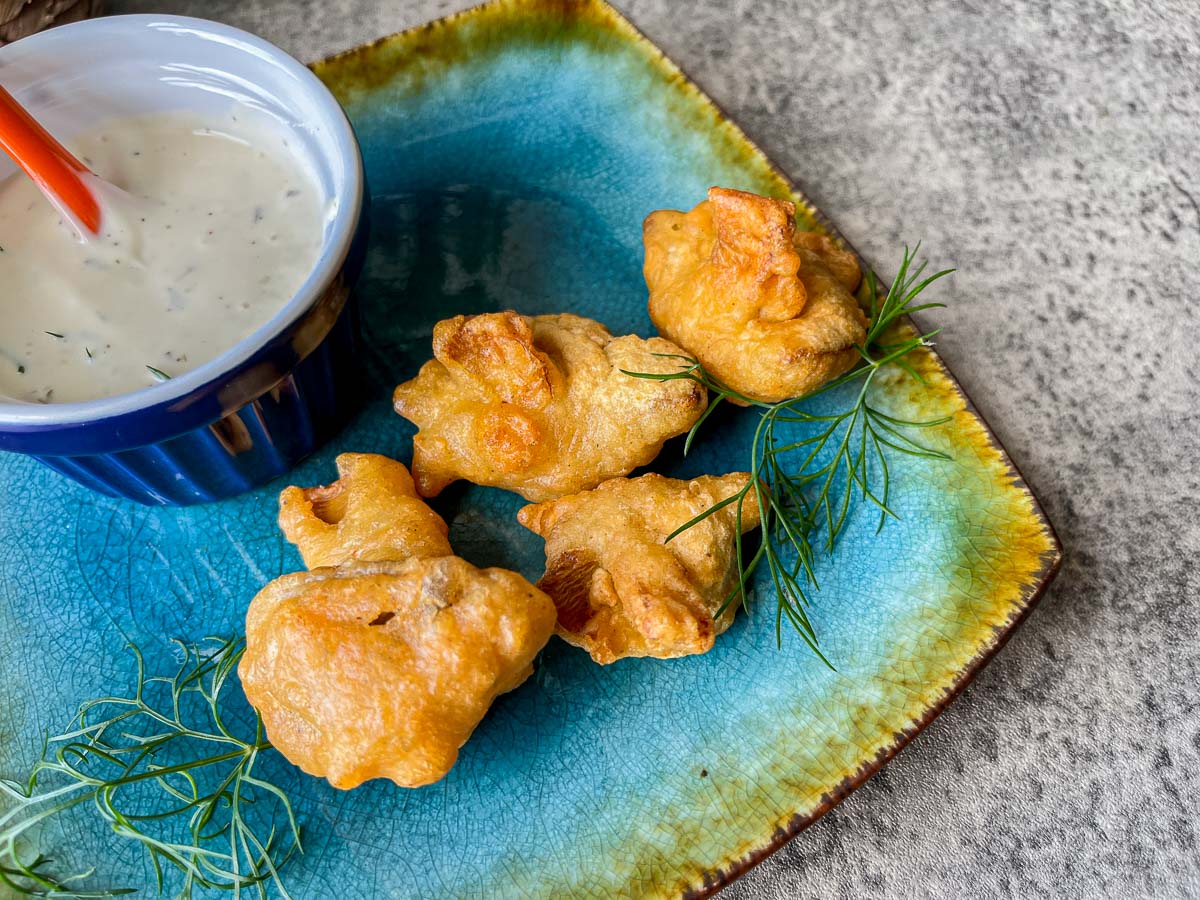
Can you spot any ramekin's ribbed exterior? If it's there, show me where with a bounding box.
[35,300,362,505]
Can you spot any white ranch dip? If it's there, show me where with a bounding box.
[0,109,326,404]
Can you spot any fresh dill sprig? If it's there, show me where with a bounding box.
[0,637,300,898]
[625,245,954,660]
[145,366,171,383]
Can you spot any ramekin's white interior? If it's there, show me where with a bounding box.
[0,15,362,425]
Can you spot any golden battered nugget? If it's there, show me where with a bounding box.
[278,453,452,569]
[239,557,556,789]
[644,187,868,404]
[517,472,762,664]
[393,312,707,502]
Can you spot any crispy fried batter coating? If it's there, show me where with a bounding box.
[239,557,556,789]
[644,186,868,404]
[278,453,452,569]
[517,473,762,664]
[392,311,708,502]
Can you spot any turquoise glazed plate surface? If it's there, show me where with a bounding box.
[0,0,1061,896]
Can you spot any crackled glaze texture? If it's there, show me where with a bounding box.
[0,1,1059,896]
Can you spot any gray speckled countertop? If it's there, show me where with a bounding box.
[103,0,1200,896]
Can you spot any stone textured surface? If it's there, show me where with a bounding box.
[101,0,1200,896]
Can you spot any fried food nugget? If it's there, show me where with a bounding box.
[239,557,556,789]
[392,311,708,502]
[278,453,452,569]
[517,472,762,664]
[644,186,868,404]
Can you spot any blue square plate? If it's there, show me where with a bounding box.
[0,0,1061,895]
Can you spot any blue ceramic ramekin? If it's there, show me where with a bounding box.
[0,16,368,505]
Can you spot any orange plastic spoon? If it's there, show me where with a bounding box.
[0,85,100,235]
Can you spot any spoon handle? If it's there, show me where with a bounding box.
[0,85,100,234]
